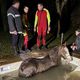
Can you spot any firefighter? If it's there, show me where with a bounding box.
[22,6,30,52]
[7,0,24,55]
[34,3,51,49]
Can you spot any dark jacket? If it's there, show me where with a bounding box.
[22,14,28,26]
[7,6,22,34]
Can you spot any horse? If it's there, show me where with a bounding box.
[19,45,72,78]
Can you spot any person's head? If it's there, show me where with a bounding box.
[24,6,29,14]
[12,0,20,9]
[37,3,43,11]
[75,29,80,36]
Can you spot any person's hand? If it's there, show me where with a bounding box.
[34,27,36,32]
[10,31,17,35]
[25,25,28,27]
[47,27,50,34]
[14,31,17,35]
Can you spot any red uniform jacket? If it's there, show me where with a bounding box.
[37,10,47,30]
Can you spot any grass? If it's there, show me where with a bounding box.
[0,27,77,65]
[0,32,21,65]
[0,32,12,57]
[48,30,76,48]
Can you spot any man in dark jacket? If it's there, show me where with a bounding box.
[7,0,23,55]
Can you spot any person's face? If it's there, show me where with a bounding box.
[75,31,80,36]
[37,4,43,11]
[15,2,20,9]
[24,7,29,13]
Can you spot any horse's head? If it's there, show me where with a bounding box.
[58,45,72,64]
[49,45,71,64]
[48,46,61,65]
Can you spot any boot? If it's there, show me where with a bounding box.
[13,46,18,55]
[36,46,40,50]
[24,47,30,53]
[41,46,47,50]
[18,47,25,54]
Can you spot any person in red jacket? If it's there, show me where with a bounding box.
[34,3,51,49]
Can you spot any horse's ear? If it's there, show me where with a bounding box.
[62,42,67,47]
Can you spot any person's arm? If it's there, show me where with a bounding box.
[7,13,17,35]
[34,11,38,32]
[44,8,51,34]
[44,8,51,27]
[14,13,22,34]
[22,15,27,27]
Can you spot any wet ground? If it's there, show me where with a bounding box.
[1,63,79,80]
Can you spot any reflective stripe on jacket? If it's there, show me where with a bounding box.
[7,6,22,34]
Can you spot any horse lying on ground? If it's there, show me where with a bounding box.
[19,45,72,78]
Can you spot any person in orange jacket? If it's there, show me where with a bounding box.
[22,6,30,52]
[34,3,51,49]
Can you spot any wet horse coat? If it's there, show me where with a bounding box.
[19,46,71,77]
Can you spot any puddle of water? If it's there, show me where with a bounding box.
[67,71,80,80]
[0,64,78,80]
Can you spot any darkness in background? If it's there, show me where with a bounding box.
[19,0,57,33]
[0,0,79,49]
[18,0,58,48]
[60,0,79,33]
[0,8,3,31]
[0,0,79,33]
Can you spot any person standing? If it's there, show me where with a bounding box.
[22,6,30,52]
[7,0,23,55]
[34,3,51,49]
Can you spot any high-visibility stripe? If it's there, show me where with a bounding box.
[9,31,16,34]
[18,32,22,34]
[34,11,38,28]
[10,31,22,34]
[44,8,51,27]
[7,13,15,18]
[7,13,20,18]
[15,14,20,18]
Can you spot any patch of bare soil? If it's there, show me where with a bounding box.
[0,55,21,66]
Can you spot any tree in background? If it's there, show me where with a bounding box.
[0,0,8,32]
[56,0,67,37]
